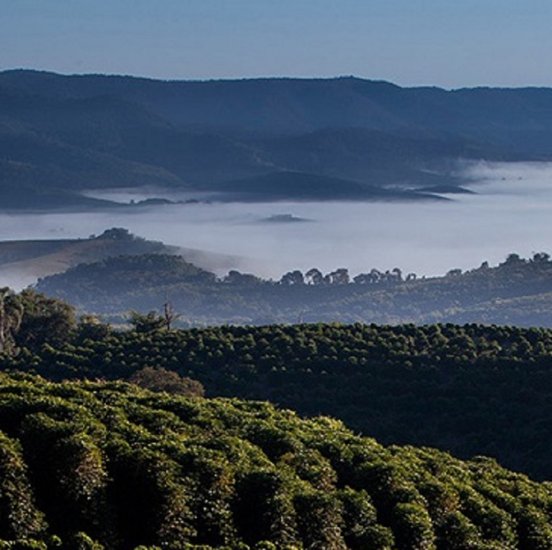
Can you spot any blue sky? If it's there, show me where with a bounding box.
[1,0,551,88]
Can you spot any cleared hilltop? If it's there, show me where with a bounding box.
[0,228,240,288]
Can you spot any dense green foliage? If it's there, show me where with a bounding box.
[5,322,552,481]
[0,373,550,549]
[36,251,552,327]
[0,288,75,354]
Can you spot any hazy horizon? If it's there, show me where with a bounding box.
[3,0,552,88]
[1,162,552,290]
[6,67,552,91]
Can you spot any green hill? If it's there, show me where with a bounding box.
[34,251,552,327]
[0,373,550,549]
[6,321,552,481]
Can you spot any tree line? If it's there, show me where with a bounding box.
[33,251,552,327]
[2,291,552,480]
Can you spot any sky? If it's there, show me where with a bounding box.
[1,0,551,88]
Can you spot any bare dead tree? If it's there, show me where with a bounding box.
[163,300,182,331]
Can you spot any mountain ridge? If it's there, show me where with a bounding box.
[7,68,552,92]
[1,69,551,208]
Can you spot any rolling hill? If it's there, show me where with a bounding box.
[33,250,552,327]
[11,320,552,482]
[2,70,551,207]
[0,372,550,548]
[0,228,177,288]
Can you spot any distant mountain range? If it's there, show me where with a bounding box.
[2,70,552,208]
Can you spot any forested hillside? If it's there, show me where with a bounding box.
[35,250,552,327]
[4,70,552,207]
[3,301,552,481]
[0,373,550,549]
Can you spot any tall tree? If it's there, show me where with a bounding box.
[0,288,23,355]
[17,290,76,350]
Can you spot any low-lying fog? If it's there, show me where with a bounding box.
[2,162,552,286]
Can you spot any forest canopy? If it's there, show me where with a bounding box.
[2,296,552,481]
